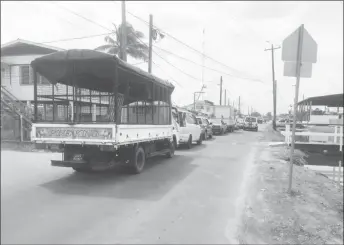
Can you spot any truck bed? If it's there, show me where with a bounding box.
[31,123,173,146]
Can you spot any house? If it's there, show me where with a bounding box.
[1,39,64,103]
[184,100,215,116]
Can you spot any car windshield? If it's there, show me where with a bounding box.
[245,117,257,122]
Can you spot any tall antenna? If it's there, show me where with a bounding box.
[201,28,205,100]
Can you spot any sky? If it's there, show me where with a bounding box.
[1,1,343,115]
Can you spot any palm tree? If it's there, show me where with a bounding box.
[95,22,148,61]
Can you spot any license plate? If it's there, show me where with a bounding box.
[73,154,83,161]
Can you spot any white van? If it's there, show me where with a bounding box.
[173,107,202,149]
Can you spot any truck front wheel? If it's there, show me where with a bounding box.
[130,146,146,174]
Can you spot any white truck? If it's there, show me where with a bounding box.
[30,49,175,174]
[211,105,235,132]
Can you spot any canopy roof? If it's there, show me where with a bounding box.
[298,93,343,107]
[31,49,174,92]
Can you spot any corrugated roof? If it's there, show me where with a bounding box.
[298,93,343,107]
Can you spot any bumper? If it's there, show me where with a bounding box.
[212,128,223,134]
[244,125,258,130]
[51,160,88,168]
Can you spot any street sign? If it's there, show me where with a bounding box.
[282,26,318,63]
[281,24,318,194]
[283,62,312,78]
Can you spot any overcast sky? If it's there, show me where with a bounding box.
[1,1,343,114]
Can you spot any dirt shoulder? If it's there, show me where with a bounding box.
[237,126,343,244]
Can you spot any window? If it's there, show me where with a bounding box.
[197,118,202,124]
[186,113,197,124]
[38,74,50,85]
[20,65,31,85]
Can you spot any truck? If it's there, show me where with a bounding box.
[211,105,235,132]
[30,49,175,174]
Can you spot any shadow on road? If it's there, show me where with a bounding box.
[40,154,196,201]
[177,143,207,152]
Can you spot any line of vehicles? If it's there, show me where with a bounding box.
[28,48,264,175]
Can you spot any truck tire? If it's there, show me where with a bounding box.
[197,135,202,145]
[173,135,178,149]
[130,146,145,174]
[187,136,192,149]
[166,141,175,158]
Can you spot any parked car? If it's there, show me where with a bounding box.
[175,108,203,149]
[243,116,258,131]
[196,116,213,139]
[276,118,287,127]
[210,118,227,135]
[236,118,244,129]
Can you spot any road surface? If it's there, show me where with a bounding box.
[1,125,268,244]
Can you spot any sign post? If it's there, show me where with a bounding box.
[282,24,317,193]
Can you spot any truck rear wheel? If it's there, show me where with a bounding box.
[130,146,145,174]
[166,141,175,158]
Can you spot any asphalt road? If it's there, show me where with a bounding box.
[1,125,268,244]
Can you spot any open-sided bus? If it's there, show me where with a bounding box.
[30,49,175,174]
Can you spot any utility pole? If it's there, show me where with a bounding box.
[219,76,223,105]
[265,43,280,130]
[121,1,127,61]
[224,89,227,106]
[148,14,153,73]
[201,28,205,100]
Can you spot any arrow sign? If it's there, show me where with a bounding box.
[282,26,318,63]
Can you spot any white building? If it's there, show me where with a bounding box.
[1,39,64,103]
[184,100,215,116]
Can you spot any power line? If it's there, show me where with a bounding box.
[50,2,112,32]
[126,10,263,81]
[40,32,112,44]
[152,61,183,88]
[154,45,263,83]
[128,29,202,82]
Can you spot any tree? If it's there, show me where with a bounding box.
[95,22,148,61]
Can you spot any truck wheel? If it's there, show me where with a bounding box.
[187,136,192,149]
[166,141,175,158]
[130,146,145,174]
[197,135,202,145]
[173,136,178,149]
